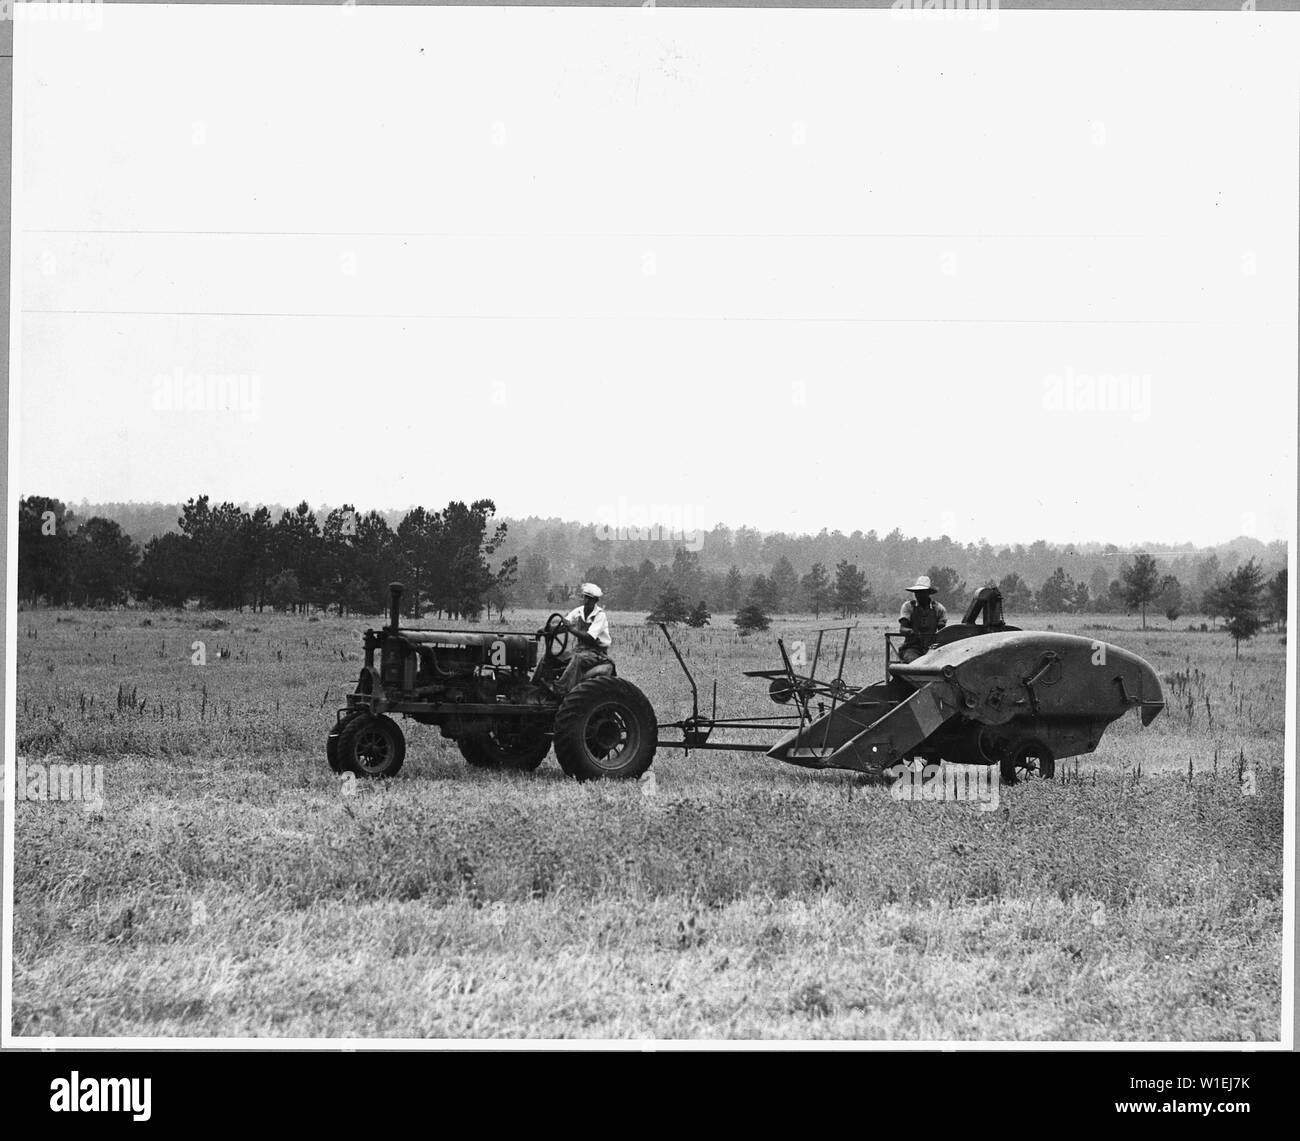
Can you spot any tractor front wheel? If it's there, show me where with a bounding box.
[553,676,657,781]
[337,713,406,778]
[458,724,551,771]
[326,711,364,773]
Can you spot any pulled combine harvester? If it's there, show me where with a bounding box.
[656,587,1165,784]
[327,585,1163,786]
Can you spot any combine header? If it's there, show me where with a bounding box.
[657,587,1165,783]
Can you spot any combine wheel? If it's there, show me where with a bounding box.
[337,714,406,778]
[553,676,657,781]
[999,738,1055,785]
[458,724,551,771]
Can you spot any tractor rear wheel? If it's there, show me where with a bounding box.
[458,724,551,771]
[337,713,406,778]
[553,676,657,781]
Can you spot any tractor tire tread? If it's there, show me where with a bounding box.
[553,675,657,781]
[338,713,406,778]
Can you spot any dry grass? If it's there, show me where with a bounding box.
[8,607,1287,1040]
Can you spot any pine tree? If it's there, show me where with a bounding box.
[1157,574,1183,627]
[723,565,744,611]
[1073,581,1091,613]
[1107,578,1127,614]
[770,556,798,613]
[997,572,1033,613]
[734,601,770,635]
[800,562,833,618]
[17,495,75,605]
[1121,552,1161,629]
[267,570,301,612]
[834,561,869,617]
[748,574,779,612]
[1037,566,1076,613]
[138,532,191,608]
[68,518,138,606]
[1266,568,1287,629]
[1194,553,1220,613]
[686,600,711,628]
[1216,558,1265,658]
[646,584,691,625]
[1088,566,1111,611]
[669,547,704,601]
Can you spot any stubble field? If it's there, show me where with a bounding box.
[6,606,1288,1041]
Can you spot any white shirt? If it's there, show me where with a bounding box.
[565,603,612,649]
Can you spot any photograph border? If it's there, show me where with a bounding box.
[2,0,1296,1052]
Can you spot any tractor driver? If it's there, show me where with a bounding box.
[898,575,947,662]
[555,583,612,694]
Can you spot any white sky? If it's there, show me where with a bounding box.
[10,5,1299,547]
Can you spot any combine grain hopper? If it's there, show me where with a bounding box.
[658,587,1164,783]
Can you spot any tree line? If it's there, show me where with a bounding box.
[18,493,1287,655]
[633,553,1284,652]
[17,495,517,620]
[62,498,1286,607]
[579,548,1285,638]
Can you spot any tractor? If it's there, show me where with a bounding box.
[326,583,657,781]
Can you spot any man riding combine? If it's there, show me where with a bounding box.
[898,575,947,662]
[555,582,612,694]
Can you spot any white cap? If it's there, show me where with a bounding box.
[908,575,934,593]
[580,582,603,599]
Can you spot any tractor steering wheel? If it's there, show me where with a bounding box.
[539,613,571,659]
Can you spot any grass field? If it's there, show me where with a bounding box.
[7,606,1288,1040]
